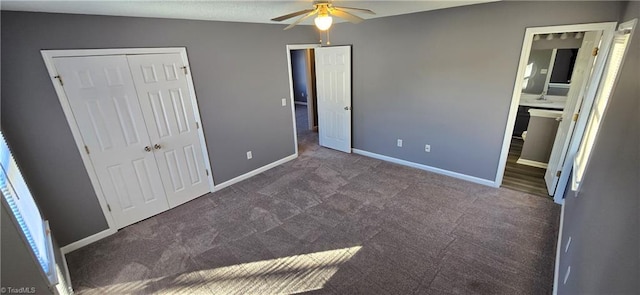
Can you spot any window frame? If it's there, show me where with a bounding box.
[1,131,58,286]
[572,19,637,191]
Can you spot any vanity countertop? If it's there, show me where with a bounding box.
[528,108,563,118]
[519,93,567,110]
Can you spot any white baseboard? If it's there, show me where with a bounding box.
[352,149,497,187]
[213,154,298,191]
[294,101,307,106]
[59,154,298,254]
[58,245,75,295]
[553,203,566,295]
[61,228,116,254]
[516,158,549,169]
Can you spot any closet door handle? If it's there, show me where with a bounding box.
[144,146,152,152]
[154,144,162,150]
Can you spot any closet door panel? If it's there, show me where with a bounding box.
[54,55,170,229]
[127,54,210,207]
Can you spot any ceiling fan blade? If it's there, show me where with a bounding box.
[271,9,314,22]
[332,6,376,15]
[330,8,364,24]
[284,10,317,30]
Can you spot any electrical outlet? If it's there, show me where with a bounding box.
[565,237,572,253]
[281,98,287,106]
[563,266,571,284]
[397,139,403,147]
[247,151,253,159]
[425,144,431,152]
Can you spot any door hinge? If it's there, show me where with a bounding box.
[84,145,90,154]
[54,75,64,86]
[572,113,579,122]
[107,204,112,212]
[180,66,188,75]
[592,47,599,56]
[196,122,200,129]
[205,169,209,176]
[556,170,562,177]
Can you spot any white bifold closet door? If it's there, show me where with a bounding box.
[126,54,209,208]
[54,53,210,229]
[54,55,170,229]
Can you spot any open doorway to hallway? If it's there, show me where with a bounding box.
[288,44,353,155]
[288,45,320,153]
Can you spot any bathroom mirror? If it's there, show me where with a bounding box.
[522,48,579,96]
[522,33,582,96]
[522,49,553,95]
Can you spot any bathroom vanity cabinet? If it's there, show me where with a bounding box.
[514,94,566,138]
[517,109,563,168]
[513,106,532,137]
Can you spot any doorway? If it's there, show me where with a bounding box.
[496,22,617,203]
[289,46,319,153]
[287,44,353,155]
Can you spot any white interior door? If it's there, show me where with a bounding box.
[127,53,210,207]
[54,55,169,229]
[315,46,352,153]
[545,31,603,195]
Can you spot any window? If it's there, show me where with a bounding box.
[573,22,636,190]
[1,130,56,283]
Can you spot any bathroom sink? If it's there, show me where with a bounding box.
[519,94,567,110]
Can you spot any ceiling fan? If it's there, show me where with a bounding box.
[271,0,375,31]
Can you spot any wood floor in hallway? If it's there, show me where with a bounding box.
[502,138,551,198]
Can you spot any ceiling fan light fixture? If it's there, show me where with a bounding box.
[272,1,373,32]
[314,13,333,31]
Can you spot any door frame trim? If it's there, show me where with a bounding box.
[286,44,321,156]
[495,22,617,204]
[41,47,216,237]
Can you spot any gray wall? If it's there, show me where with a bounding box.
[558,1,639,293]
[291,49,309,103]
[330,1,624,180]
[1,199,53,295]
[1,11,315,245]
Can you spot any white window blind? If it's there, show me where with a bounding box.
[0,131,51,275]
[573,26,634,190]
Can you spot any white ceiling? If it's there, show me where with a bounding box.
[0,1,498,26]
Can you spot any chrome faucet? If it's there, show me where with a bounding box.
[537,90,547,101]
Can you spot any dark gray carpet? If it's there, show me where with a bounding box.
[66,113,561,294]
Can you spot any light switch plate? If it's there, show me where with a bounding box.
[247,151,253,159]
[281,98,287,106]
[397,139,403,147]
[540,68,548,74]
